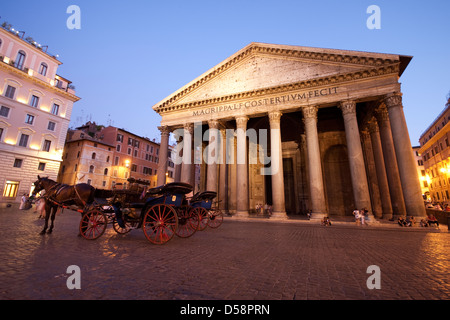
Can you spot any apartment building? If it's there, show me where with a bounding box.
[0,23,80,203]
[418,98,450,203]
[59,122,175,190]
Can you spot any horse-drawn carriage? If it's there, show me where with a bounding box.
[32,176,223,245]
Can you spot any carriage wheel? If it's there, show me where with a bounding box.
[79,209,107,240]
[208,209,224,228]
[192,207,209,231]
[142,204,178,245]
[175,205,199,238]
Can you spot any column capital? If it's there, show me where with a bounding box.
[183,122,194,134]
[384,92,403,109]
[374,104,390,125]
[302,105,318,120]
[235,116,249,128]
[367,117,380,134]
[268,111,282,123]
[158,125,171,136]
[339,100,357,116]
[360,129,371,141]
[208,120,220,129]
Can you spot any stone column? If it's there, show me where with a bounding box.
[339,100,372,212]
[302,106,327,219]
[384,93,426,217]
[218,128,227,212]
[361,130,382,219]
[375,105,406,217]
[268,111,287,219]
[156,125,170,186]
[235,116,249,216]
[180,123,193,185]
[206,120,219,192]
[368,118,393,219]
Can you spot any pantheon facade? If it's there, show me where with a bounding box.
[152,43,425,220]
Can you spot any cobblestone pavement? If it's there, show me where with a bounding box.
[1,205,449,301]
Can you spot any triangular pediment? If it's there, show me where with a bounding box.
[153,42,411,113]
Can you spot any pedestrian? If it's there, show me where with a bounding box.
[35,197,46,219]
[353,208,360,225]
[19,193,29,210]
[321,216,331,226]
[427,214,439,228]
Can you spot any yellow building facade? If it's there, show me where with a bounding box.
[418,100,450,204]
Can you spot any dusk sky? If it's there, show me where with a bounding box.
[1,0,449,145]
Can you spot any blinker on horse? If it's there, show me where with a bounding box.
[32,176,96,235]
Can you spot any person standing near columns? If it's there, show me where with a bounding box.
[157,126,170,186]
[206,120,219,192]
[268,111,287,219]
[384,93,426,217]
[302,106,327,219]
[180,123,193,185]
[339,100,373,214]
[235,116,249,216]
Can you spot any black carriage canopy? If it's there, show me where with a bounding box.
[147,182,194,196]
[191,191,217,203]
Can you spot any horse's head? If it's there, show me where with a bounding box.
[32,175,47,196]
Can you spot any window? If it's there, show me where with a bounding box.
[30,95,39,108]
[13,158,23,168]
[114,157,119,166]
[89,165,94,173]
[3,180,19,198]
[25,114,35,125]
[42,139,51,152]
[19,134,29,147]
[117,134,123,142]
[51,103,59,115]
[131,164,137,172]
[92,153,96,159]
[38,162,46,171]
[0,106,10,117]
[0,128,3,141]
[38,63,48,76]
[47,121,56,131]
[15,50,26,70]
[4,85,16,99]
[116,144,121,152]
[104,168,108,175]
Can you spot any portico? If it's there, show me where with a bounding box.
[152,42,426,220]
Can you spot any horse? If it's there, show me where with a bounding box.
[32,176,96,235]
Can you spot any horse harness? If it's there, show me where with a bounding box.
[43,183,88,208]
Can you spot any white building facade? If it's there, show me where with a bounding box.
[0,25,80,203]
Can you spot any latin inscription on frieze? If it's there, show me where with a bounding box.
[192,86,338,117]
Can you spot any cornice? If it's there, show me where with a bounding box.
[153,43,404,113]
[154,63,400,115]
[0,61,80,102]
